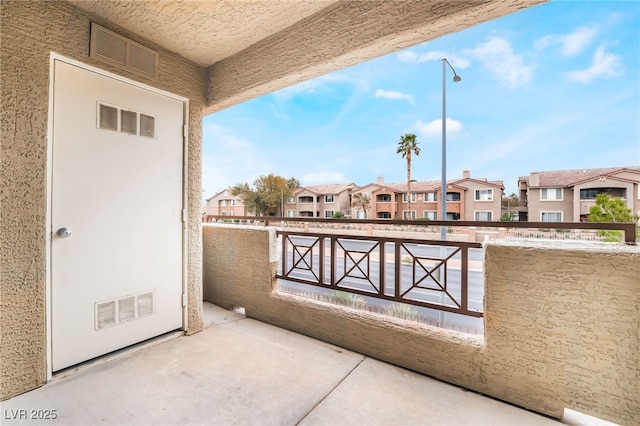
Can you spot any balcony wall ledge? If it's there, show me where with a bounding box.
[484,237,640,253]
[203,224,639,425]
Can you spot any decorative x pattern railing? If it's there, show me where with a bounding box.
[277,231,483,317]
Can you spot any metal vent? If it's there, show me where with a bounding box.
[96,301,117,329]
[96,102,156,139]
[95,291,155,330]
[138,292,154,317]
[121,110,137,135]
[99,104,118,131]
[90,23,158,80]
[139,114,155,139]
[118,296,136,322]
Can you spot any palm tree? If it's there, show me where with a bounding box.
[351,192,371,218]
[396,133,420,208]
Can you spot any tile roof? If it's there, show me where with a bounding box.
[531,166,640,187]
[377,178,503,192]
[297,183,356,194]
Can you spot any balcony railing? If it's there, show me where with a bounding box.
[276,231,483,318]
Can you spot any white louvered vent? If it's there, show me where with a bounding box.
[90,23,159,80]
[95,291,155,330]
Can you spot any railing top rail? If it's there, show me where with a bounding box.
[206,216,637,244]
[276,230,482,249]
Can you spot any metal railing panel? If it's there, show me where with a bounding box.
[277,230,483,318]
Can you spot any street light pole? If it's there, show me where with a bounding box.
[440,58,461,241]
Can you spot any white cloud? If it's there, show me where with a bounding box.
[565,45,622,84]
[465,37,533,89]
[397,50,470,69]
[301,171,348,186]
[415,118,463,139]
[374,89,414,104]
[535,26,598,56]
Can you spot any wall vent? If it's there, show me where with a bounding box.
[90,23,159,81]
[95,291,155,330]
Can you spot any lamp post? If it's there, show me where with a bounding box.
[440,58,462,241]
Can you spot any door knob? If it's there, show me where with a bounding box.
[56,227,72,238]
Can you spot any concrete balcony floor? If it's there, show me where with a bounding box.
[1,303,613,426]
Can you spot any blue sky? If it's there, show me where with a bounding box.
[203,0,640,198]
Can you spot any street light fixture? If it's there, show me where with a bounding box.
[440,58,461,241]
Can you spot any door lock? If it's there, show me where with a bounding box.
[56,227,72,238]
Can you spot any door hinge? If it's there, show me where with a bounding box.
[181,208,187,222]
[182,293,188,308]
[183,124,188,138]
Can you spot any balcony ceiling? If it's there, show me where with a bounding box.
[68,0,342,67]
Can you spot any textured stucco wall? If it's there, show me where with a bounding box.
[203,226,639,425]
[1,0,204,400]
[483,240,639,423]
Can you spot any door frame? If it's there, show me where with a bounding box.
[45,53,190,379]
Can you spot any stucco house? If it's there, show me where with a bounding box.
[288,183,356,218]
[518,166,640,222]
[203,189,248,221]
[1,0,548,403]
[364,172,503,220]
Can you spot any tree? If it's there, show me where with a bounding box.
[588,193,639,241]
[501,192,519,221]
[501,192,519,209]
[231,174,299,216]
[396,133,420,208]
[351,192,371,219]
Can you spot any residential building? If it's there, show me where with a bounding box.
[518,166,640,222]
[203,189,248,222]
[363,172,504,221]
[287,183,356,218]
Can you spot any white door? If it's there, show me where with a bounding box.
[51,60,184,371]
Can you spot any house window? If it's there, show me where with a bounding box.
[229,199,235,206]
[220,200,226,206]
[376,194,392,202]
[475,189,493,201]
[287,210,295,217]
[446,192,461,202]
[541,188,562,201]
[402,193,416,202]
[475,211,493,221]
[299,196,313,203]
[287,196,295,203]
[325,195,335,203]
[423,211,437,220]
[325,210,334,218]
[541,211,562,222]
[378,212,392,219]
[424,192,436,202]
[228,211,235,216]
[402,210,416,220]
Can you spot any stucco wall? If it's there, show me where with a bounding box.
[1,0,204,400]
[203,225,639,425]
[527,187,575,221]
